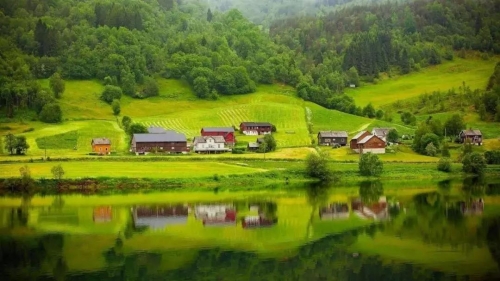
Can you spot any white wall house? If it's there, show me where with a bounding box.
[192,136,230,153]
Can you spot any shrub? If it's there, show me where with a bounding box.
[462,152,486,175]
[112,99,121,115]
[387,129,399,143]
[122,116,132,130]
[425,142,437,156]
[39,103,62,123]
[484,151,500,164]
[437,157,452,172]
[305,150,332,182]
[259,134,277,153]
[359,153,383,176]
[141,77,159,97]
[51,164,65,180]
[101,85,122,104]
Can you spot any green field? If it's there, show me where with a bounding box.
[0,161,265,179]
[346,57,498,107]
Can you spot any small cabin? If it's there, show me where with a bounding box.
[239,122,273,135]
[91,138,111,155]
[317,131,348,146]
[459,129,482,145]
[350,131,385,154]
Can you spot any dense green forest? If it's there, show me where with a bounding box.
[0,0,499,122]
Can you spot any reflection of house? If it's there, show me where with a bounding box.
[93,206,112,223]
[459,129,482,145]
[319,203,349,220]
[351,197,388,220]
[193,136,230,153]
[459,199,484,216]
[195,204,236,226]
[350,131,386,154]
[242,215,278,228]
[132,205,188,229]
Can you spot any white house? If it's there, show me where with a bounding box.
[192,136,230,153]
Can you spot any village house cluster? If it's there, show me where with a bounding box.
[91,123,483,155]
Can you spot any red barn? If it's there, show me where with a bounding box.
[350,131,386,154]
[201,127,235,146]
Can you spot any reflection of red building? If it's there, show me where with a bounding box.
[351,197,388,220]
[195,204,237,226]
[93,206,112,223]
[242,215,277,228]
[319,203,349,220]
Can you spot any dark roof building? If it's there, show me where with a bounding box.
[317,131,348,146]
[201,127,234,133]
[459,129,483,145]
[131,131,187,154]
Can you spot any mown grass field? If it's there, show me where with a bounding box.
[0,161,265,179]
[345,57,498,107]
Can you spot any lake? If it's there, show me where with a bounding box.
[0,178,499,281]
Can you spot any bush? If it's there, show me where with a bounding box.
[305,150,332,182]
[101,85,122,103]
[462,152,486,175]
[39,103,62,123]
[425,142,437,156]
[112,99,121,115]
[359,153,383,176]
[141,77,159,97]
[485,150,500,164]
[232,148,245,154]
[122,116,132,130]
[437,157,452,172]
[259,134,277,153]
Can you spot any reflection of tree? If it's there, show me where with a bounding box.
[51,195,65,209]
[482,217,500,269]
[358,180,384,204]
[104,237,125,266]
[462,176,486,200]
[9,194,32,227]
[305,182,331,239]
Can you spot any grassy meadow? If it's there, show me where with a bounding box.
[345,56,498,107]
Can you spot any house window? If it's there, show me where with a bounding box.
[171,147,174,150]
[325,139,331,142]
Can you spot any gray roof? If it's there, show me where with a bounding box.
[352,131,369,140]
[318,131,348,138]
[92,138,111,145]
[372,128,392,136]
[461,129,482,136]
[193,136,226,144]
[248,142,260,148]
[240,122,273,127]
[202,127,234,133]
[147,126,167,134]
[133,131,186,143]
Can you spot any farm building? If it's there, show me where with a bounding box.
[459,129,483,145]
[247,137,264,151]
[201,127,236,146]
[91,138,111,155]
[131,131,188,154]
[371,128,392,142]
[193,136,230,153]
[239,122,273,135]
[317,131,348,146]
[132,205,188,229]
[350,131,386,154]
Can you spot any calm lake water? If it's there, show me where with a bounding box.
[0,179,499,281]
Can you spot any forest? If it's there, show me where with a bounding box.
[0,0,499,122]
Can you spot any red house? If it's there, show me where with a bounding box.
[201,127,235,146]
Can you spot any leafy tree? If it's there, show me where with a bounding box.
[462,152,486,175]
[207,8,213,22]
[345,67,360,86]
[141,77,159,97]
[375,109,384,120]
[425,142,437,156]
[193,77,210,98]
[122,116,132,131]
[400,111,416,125]
[49,72,65,99]
[39,103,62,123]
[437,157,452,172]
[444,114,464,140]
[120,70,136,96]
[259,134,277,153]
[51,164,65,180]
[4,134,17,155]
[128,123,148,136]
[15,136,30,155]
[101,85,122,104]
[305,150,332,182]
[112,99,121,115]
[359,153,383,176]
[362,103,376,118]
[386,129,399,143]
[420,133,440,154]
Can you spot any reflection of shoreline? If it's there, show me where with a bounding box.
[132,205,188,229]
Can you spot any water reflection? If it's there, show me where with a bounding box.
[0,180,499,280]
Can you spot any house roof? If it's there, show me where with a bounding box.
[372,128,392,136]
[318,131,348,138]
[240,122,273,127]
[461,129,482,136]
[193,136,226,144]
[92,138,111,145]
[202,127,234,133]
[248,142,260,148]
[133,131,186,143]
[147,126,167,134]
[352,131,369,140]
[357,135,374,144]
[257,137,265,144]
